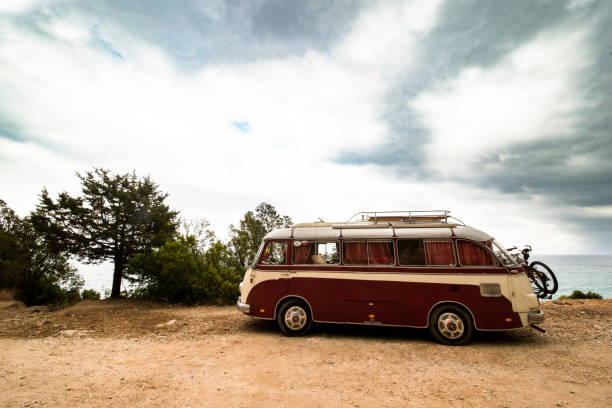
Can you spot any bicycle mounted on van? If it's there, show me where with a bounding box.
[507,245,558,299]
[236,210,545,345]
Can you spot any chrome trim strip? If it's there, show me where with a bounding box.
[257,266,508,274]
[307,319,526,332]
[312,319,427,329]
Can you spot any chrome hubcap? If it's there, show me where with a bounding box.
[284,306,307,330]
[437,312,464,339]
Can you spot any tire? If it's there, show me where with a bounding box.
[429,304,473,346]
[530,261,558,295]
[276,299,313,337]
[525,266,548,298]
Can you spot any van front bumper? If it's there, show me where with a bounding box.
[236,299,250,314]
[528,310,545,324]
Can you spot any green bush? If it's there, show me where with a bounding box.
[559,290,603,300]
[66,288,81,304]
[127,236,243,305]
[81,289,101,300]
[15,276,81,306]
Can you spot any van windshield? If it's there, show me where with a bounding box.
[492,240,518,266]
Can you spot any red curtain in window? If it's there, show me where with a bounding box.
[368,241,394,264]
[293,243,312,264]
[458,241,496,266]
[425,240,455,265]
[344,241,367,264]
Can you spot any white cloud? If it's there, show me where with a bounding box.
[566,0,597,10]
[0,0,599,276]
[336,0,442,74]
[411,26,592,178]
[0,0,46,14]
[39,19,91,43]
[0,1,444,224]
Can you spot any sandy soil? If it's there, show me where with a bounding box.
[0,299,610,407]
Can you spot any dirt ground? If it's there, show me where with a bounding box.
[0,299,610,408]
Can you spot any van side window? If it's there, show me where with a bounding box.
[318,242,340,264]
[397,239,426,265]
[343,241,368,264]
[293,241,339,264]
[261,241,287,265]
[457,240,497,266]
[424,240,455,265]
[343,240,395,265]
[368,240,394,265]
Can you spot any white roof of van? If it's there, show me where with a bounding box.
[264,225,492,241]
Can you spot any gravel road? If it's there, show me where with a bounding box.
[1,299,610,407]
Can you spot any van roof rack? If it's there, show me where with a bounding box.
[291,210,465,229]
[346,210,461,224]
[324,210,463,229]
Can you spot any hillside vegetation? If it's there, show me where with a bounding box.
[1,167,291,306]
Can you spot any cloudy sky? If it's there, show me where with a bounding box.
[1,0,611,258]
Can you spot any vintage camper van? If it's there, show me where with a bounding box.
[236,210,544,345]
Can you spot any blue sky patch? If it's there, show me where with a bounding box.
[232,121,251,133]
[91,26,124,60]
[100,40,124,59]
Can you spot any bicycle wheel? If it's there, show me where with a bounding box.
[530,261,558,295]
[525,266,548,298]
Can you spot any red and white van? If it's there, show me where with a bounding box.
[236,211,544,345]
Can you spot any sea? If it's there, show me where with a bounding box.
[536,255,612,299]
[78,255,612,299]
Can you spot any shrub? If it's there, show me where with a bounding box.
[127,236,243,304]
[66,288,81,304]
[559,290,603,300]
[201,241,243,304]
[15,276,81,306]
[81,289,101,300]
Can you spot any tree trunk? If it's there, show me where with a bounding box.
[111,259,124,298]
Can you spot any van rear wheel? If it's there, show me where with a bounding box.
[429,304,473,346]
[277,299,313,337]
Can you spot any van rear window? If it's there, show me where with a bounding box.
[457,240,497,266]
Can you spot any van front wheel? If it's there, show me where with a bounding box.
[429,305,473,346]
[277,299,313,337]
